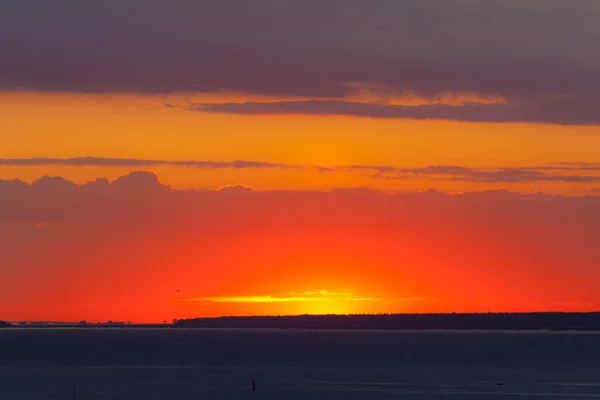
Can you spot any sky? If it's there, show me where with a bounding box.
[1,0,600,322]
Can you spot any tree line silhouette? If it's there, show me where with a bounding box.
[176,312,600,331]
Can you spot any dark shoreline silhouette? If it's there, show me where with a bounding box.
[4,313,600,330]
[175,312,600,331]
[0,321,170,328]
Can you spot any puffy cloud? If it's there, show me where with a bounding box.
[110,171,169,191]
[219,184,253,193]
[1,0,600,124]
[32,176,79,191]
[1,171,600,318]
[0,178,28,192]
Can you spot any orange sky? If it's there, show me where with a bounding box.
[4,204,598,323]
[2,2,600,322]
[2,101,600,322]
[2,92,600,196]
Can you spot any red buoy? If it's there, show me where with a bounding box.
[252,378,256,391]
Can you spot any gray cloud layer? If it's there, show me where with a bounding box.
[191,99,600,125]
[1,0,600,124]
[2,157,600,185]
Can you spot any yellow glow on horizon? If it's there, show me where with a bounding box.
[193,293,378,304]
[191,296,376,316]
[196,296,325,303]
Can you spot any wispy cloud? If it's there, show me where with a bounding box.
[2,158,600,185]
[0,157,289,169]
[328,164,600,184]
[190,98,600,126]
[358,165,600,184]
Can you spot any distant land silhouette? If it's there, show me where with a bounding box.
[175,312,600,331]
[0,320,171,328]
[4,313,600,330]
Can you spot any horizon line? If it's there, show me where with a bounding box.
[6,311,600,325]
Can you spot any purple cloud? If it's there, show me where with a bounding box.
[219,184,253,193]
[1,1,600,124]
[190,99,600,125]
[367,165,600,184]
[2,157,600,184]
[0,157,288,169]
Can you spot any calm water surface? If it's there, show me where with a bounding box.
[1,329,599,399]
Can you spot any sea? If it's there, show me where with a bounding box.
[1,328,600,400]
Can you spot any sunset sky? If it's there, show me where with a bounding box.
[1,0,600,322]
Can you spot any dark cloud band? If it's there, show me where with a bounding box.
[1,0,600,124]
[190,98,600,125]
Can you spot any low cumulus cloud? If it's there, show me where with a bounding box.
[0,170,169,192]
[1,0,600,124]
[219,184,253,193]
[1,170,600,317]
